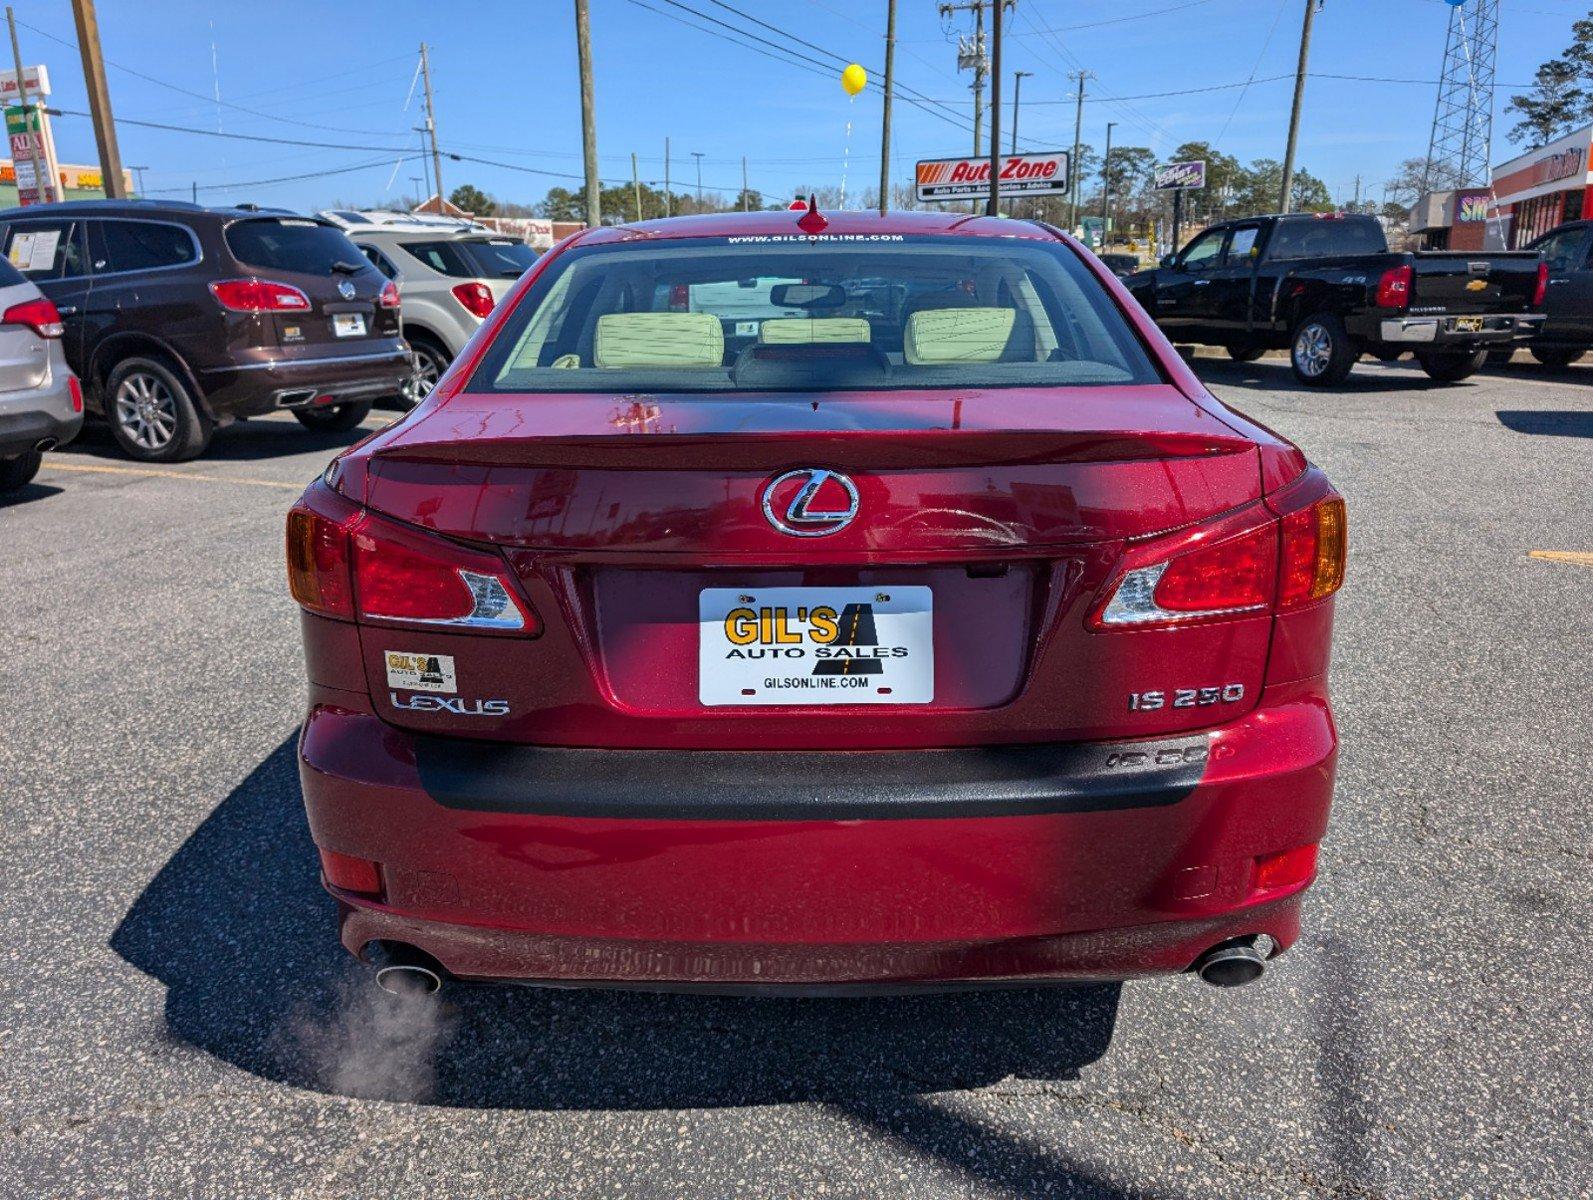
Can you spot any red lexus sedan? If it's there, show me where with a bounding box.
[287,208,1343,996]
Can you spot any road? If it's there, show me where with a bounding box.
[2,358,1589,1199]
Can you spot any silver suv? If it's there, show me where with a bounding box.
[0,255,81,493]
[321,212,540,406]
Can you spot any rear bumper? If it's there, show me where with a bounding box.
[0,406,83,459]
[197,343,412,417]
[1377,313,1544,345]
[299,679,1336,988]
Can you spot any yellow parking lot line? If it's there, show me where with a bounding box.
[39,460,305,491]
[1529,550,1593,568]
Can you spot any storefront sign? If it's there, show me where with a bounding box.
[1456,192,1491,222]
[1533,146,1585,186]
[915,152,1070,202]
[0,65,50,104]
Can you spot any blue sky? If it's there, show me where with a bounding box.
[13,0,1587,213]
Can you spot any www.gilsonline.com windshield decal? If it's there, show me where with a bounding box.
[724,234,907,244]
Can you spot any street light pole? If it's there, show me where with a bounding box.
[879,0,896,216]
[1101,120,1116,243]
[692,151,704,208]
[574,0,601,227]
[1279,0,1319,214]
[5,8,48,204]
[1010,70,1032,154]
[985,0,1003,216]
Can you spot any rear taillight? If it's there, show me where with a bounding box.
[1252,844,1318,894]
[2,296,64,337]
[1533,260,1549,307]
[1375,264,1412,310]
[451,281,495,319]
[378,280,402,310]
[319,848,383,897]
[210,278,312,312]
[1278,496,1347,607]
[286,493,538,634]
[1093,524,1277,627]
[1091,492,1345,630]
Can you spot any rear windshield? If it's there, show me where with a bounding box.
[469,235,1160,394]
[225,218,367,275]
[402,238,539,279]
[1265,216,1388,261]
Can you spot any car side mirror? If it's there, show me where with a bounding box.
[1160,253,1176,269]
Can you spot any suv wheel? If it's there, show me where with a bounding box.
[399,338,450,409]
[1415,349,1487,383]
[1290,313,1358,387]
[0,450,42,494]
[294,401,373,433]
[1529,346,1584,368]
[107,357,213,462]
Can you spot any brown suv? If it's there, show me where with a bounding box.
[0,200,411,461]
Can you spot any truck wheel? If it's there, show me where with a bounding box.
[106,356,213,463]
[1225,343,1266,363]
[0,450,42,494]
[1529,346,1584,368]
[1415,349,1487,383]
[294,401,373,433]
[1290,314,1357,386]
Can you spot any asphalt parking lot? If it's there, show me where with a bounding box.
[2,357,1589,1199]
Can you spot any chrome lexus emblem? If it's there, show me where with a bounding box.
[338,279,357,300]
[761,468,859,537]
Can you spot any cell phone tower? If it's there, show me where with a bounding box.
[1422,0,1500,191]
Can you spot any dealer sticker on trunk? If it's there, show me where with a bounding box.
[384,651,456,694]
[698,586,934,706]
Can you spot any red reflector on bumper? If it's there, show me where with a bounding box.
[1252,844,1318,893]
[319,848,383,897]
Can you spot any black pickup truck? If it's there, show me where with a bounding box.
[1126,213,1546,386]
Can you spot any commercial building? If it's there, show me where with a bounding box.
[0,159,136,207]
[1408,123,1593,251]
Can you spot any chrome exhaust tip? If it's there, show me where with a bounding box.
[274,388,317,409]
[363,940,446,996]
[1193,938,1267,988]
[33,437,57,452]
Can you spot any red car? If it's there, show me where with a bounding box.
[287,208,1344,996]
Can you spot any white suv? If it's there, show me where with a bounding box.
[321,211,540,407]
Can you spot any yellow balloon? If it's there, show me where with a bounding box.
[841,63,867,96]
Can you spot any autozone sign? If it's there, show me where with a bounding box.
[915,152,1069,202]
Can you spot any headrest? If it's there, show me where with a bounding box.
[758,317,872,345]
[903,307,1019,365]
[593,312,724,369]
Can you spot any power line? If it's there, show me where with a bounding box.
[142,155,423,196]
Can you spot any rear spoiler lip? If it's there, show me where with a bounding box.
[366,427,1257,472]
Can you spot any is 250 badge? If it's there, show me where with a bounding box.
[1128,683,1245,711]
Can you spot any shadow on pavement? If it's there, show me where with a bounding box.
[1496,409,1593,438]
[0,481,64,506]
[59,415,382,464]
[111,737,1122,1114]
[1188,357,1452,395]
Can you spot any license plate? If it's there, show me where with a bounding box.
[333,313,367,338]
[1453,316,1484,332]
[698,586,934,706]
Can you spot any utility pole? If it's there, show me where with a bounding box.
[664,137,671,217]
[1101,120,1116,242]
[742,156,750,211]
[939,0,988,160]
[631,151,642,221]
[574,0,601,227]
[1279,0,1319,214]
[68,0,126,198]
[879,0,896,216]
[6,8,47,204]
[414,127,431,204]
[419,42,444,206]
[1067,70,1092,232]
[692,151,704,207]
[986,0,1004,217]
[1011,70,1032,153]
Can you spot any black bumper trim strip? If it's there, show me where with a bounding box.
[413,734,1212,821]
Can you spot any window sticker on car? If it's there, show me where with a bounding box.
[9,230,60,272]
[385,651,456,694]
